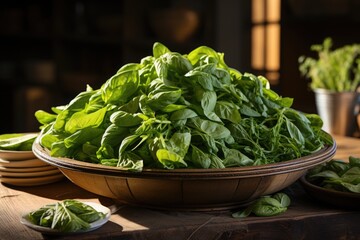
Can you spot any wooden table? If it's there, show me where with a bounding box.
[1,135,360,240]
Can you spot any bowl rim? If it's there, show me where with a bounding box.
[299,174,360,199]
[32,134,336,179]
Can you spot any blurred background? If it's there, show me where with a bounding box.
[1,0,360,133]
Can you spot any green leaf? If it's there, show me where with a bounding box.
[209,154,225,168]
[252,201,287,217]
[117,152,144,171]
[187,46,228,69]
[0,133,38,151]
[190,145,211,168]
[64,128,105,148]
[101,70,139,104]
[153,42,171,58]
[117,63,142,74]
[309,170,340,179]
[110,111,143,127]
[65,107,107,134]
[222,147,254,167]
[50,141,70,157]
[215,101,241,124]
[167,132,191,157]
[349,156,360,168]
[170,108,198,121]
[147,89,182,111]
[201,91,222,122]
[156,149,187,169]
[232,205,254,218]
[101,124,129,147]
[190,117,230,139]
[272,193,291,208]
[340,167,360,184]
[337,181,360,193]
[285,118,305,146]
[239,104,262,117]
[35,110,57,125]
[232,193,290,218]
[154,52,193,82]
[64,90,96,111]
[162,104,187,113]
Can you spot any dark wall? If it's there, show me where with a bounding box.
[1,0,360,133]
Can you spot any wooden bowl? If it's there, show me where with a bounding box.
[33,136,336,211]
[300,174,360,210]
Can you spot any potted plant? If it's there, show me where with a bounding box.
[299,37,360,136]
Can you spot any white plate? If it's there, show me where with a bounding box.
[0,158,49,168]
[0,165,57,173]
[1,173,64,186]
[0,168,60,177]
[20,202,111,235]
[0,150,35,161]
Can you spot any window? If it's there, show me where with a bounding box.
[251,0,281,85]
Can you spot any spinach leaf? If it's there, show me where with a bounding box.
[232,192,291,218]
[101,70,139,104]
[35,110,57,125]
[110,111,143,127]
[147,89,182,111]
[170,108,198,121]
[156,149,187,169]
[64,128,105,148]
[215,101,241,124]
[201,91,222,122]
[222,146,254,167]
[307,157,360,193]
[153,42,171,58]
[65,107,107,134]
[189,117,230,140]
[190,145,211,168]
[0,133,38,151]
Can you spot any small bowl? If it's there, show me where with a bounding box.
[300,174,360,209]
[33,135,336,211]
[21,201,111,235]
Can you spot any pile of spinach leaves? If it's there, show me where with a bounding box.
[35,42,332,171]
[0,133,38,151]
[27,199,105,232]
[306,156,360,193]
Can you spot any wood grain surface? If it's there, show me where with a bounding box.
[0,135,359,240]
[333,135,360,161]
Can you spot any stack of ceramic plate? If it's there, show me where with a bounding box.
[0,149,64,187]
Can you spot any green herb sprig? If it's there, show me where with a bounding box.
[299,37,360,92]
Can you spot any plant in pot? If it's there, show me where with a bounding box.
[299,37,360,136]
